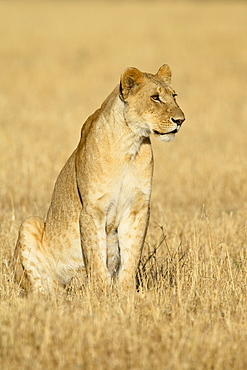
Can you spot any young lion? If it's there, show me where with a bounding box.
[13,65,185,294]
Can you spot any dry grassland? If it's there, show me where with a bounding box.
[1,0,247,369]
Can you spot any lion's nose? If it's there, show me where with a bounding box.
[171,117,185,126]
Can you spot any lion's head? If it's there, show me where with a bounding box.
[120,64,185,142]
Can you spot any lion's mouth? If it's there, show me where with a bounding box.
[153,128,178,136]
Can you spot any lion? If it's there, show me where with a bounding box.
[13,64,185,294]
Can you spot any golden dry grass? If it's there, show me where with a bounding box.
[1,0,247,369]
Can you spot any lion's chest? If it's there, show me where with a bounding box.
[81,136,153,231]
[103,160,151,232]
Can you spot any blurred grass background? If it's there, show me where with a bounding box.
[1,1,247,369]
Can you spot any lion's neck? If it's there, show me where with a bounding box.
[123,128,149,158]
[105,93,151,158]
[81,87,151,160]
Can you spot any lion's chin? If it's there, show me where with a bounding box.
[156,133,176,142]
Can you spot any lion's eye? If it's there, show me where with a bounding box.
[151,95,160,102]
[172,93,177,98]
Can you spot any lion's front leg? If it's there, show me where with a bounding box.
[117,199,150,290]
[79,210,111,290]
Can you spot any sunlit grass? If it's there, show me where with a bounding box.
[1,1,247,369]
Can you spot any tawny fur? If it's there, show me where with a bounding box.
[13,65,185,294]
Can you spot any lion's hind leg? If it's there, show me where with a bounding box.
[13,216,54,294]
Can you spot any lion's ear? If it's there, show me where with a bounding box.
[156,64,172,85]
[120,67,144,100]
